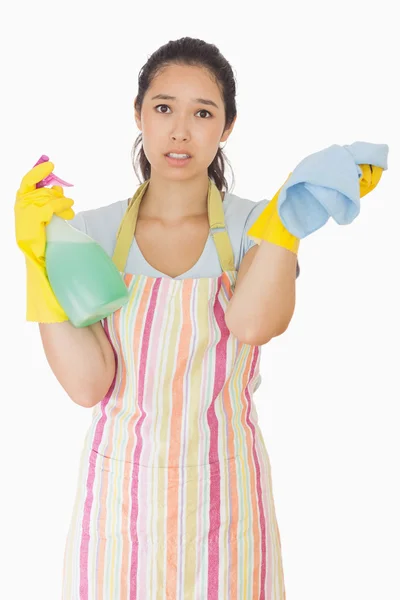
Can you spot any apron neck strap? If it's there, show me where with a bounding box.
[112,178,235,274]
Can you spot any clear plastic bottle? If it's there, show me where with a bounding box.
[45,215,129,327]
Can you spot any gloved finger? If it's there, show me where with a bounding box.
[359,165,383,198]
[359,164,372,187]
[35,196,75,225]
[57,207,75,220]
[16,186,66,208]
[51,185,64,196]
[49,196,75,216]
[18,162,55,195]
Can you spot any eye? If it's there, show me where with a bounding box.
[196,109,212,119]
[154,105,212,118]
[155,104,171,114]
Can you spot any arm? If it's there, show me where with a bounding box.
[39,320,116,408]
[225,241,297,346]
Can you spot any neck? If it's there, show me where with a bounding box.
[138,172,211,222]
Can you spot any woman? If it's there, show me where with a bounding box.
[15,37,301,599]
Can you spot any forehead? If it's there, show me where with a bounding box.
[147,63,221,99]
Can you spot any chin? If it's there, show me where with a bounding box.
[154,161,197,179]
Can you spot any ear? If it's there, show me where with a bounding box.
[220,115,237,143]
[134,97,142,131]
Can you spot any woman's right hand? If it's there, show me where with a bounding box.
[15,162,76,322]
[15,162,75,270]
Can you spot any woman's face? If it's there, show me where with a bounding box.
[135,63,235,180]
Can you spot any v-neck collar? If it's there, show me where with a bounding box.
[131,233,212,280]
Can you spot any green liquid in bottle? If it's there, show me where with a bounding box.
[46,241,129,327]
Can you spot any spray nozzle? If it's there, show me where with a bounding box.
[34,155,74,188]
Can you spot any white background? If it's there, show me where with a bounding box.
[1,1,399,598]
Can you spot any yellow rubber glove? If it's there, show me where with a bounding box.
[14,162,75,323]
[359,164,383,198]
[247,174,300,255]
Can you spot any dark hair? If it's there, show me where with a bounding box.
[132,37,237,193]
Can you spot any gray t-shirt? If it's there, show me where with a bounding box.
[69,191,300,279]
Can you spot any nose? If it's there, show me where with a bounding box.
[171,134,189,141]
[171,132,189,143]
[170,114,191,142]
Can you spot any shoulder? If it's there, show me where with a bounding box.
[223,191,270,225]
[70,198,128,232]
[222,190,270,268]
[69,199,129,256]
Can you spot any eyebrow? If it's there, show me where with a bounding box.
[151,93,220,110]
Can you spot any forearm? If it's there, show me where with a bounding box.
[226,241,297,345]
[39,320,115,408]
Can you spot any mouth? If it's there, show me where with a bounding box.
[165,151,192,158]
[164,153,192,167]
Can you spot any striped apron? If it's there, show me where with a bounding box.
[62,178,286,599]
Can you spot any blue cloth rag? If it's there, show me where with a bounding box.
[277,141,389,238]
